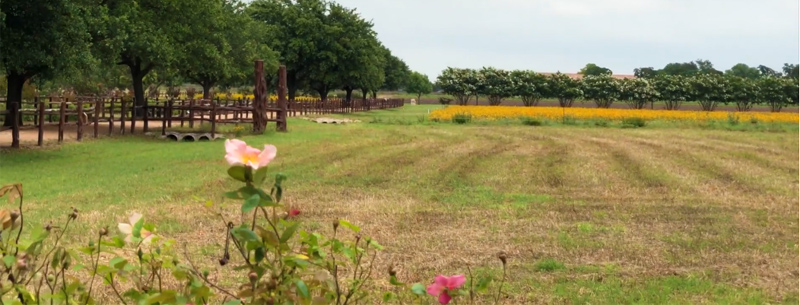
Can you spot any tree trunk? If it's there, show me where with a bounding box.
[417,93,422,102]
[287,72,298,101]
[202,82,213,99]
[361,89,368,100]
[316,87,329,102]
[3,72,27,127]
[370,90,377,99]
[129,65,146,118]
[344,87,353,107]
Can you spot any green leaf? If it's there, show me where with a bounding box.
[254,247,265,263]
[223,190,242,199]
[383,292,396,302]
[389,275,404,286]
[411,283,426,295]
[227,166,248,183]
[204,200,214,207]
[368,239,384,250]
[280,222,299,243]
[222,301,242,305]
[296,280,309,298]
[110,257,127,269]
[232,227,260,242]
[132,217,144,239]
[242,194,260,213]
[476,276,493,291]
[338,220,360,232]
[3,256,15,268]
[253,167,269,184]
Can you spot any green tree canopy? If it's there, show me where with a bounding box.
[405,71,432,102]
[1,0,94,125]
[546,72,583,107]
[619,78,658,109]
[725,63,761,79]
[579,63,612,76]
[509,70,547,106]
[582,74,621,108]
[475,67,513,106]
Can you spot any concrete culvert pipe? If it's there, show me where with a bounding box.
[166,134,179,141]
[182,135,196,142]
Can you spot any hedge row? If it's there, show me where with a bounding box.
[435,67,800,112]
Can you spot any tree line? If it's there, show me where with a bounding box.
[435,63,799,112]
[0,0,427,126]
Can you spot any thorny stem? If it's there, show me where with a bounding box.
[331,229,341,305]
[27,217,74,286]
[259,207,283,268]
[494,263,507,305]
[60,265,68,302]
[14,184,24,255]
[109,274,129,305]
[348,247,377,305]
[467,266,474,303]
[84,232,104,305]
[181,247,240,300]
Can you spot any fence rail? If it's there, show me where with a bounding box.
[0,97,404,148]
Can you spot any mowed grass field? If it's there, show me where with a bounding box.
[0,105,798,304]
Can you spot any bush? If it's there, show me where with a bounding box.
[520,116,542,126]
[621,117,647,128]
[452,113,472,124]
[439,97,453,105]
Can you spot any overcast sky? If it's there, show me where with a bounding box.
[334,0,799,80]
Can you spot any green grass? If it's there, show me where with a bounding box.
[0,105,798,304]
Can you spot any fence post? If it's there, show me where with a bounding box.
[58,101,66,143]
[76,100,84,141]
[130,100,137,134]
[108,98,115,136]
[189,100,195,128]
[94,99,100,138]
[277,65,288,132]
[120,98,127,135]
[143,102,149,133]
[38,99,45,146]
[10,102,19,148]
[211,101,217,135]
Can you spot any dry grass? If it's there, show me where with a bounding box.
[0,106,797,304]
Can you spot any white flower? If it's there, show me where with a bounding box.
[118,213,154,245]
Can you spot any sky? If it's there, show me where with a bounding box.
[333,0,799,80]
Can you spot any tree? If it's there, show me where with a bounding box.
[509,70,547,106]
[783,63,799,80]
[325,3,384,105]
[694,59,723,75]
[652,75,692,110]
[757,65,781,78]
[182,0,278,99]
[379,46,410,93]
[633,67,658,79]
[725,63,761,79]
[475,67,513,106]
[689,74,729,111]
[100,0,218,116]
[546,72,583,107]
[757,76,795,112]
[1,0,93,126]
[660,62,699,76]
[579,63,612,76]
[436,67,478,105]
[727,76,759,111]
[582,74,621,108]
[249,0,329,101]
[619,78,658,109]
[405,71,432,102]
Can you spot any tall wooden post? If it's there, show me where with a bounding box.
[10,102,19,148]
[120,99,127,135]
[58,102,66,143]
[277,65,288,132]
[253,60,268,133]
[38,100,45,146]
[76,101,84,141]
[94,99,100,138]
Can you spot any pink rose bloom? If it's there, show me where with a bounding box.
[224,139,277,170]
[289,209,301,217]
[426,274,466,304]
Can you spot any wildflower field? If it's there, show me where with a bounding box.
[429,105,800,123]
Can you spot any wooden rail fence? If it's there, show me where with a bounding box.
[0,96,404,148]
